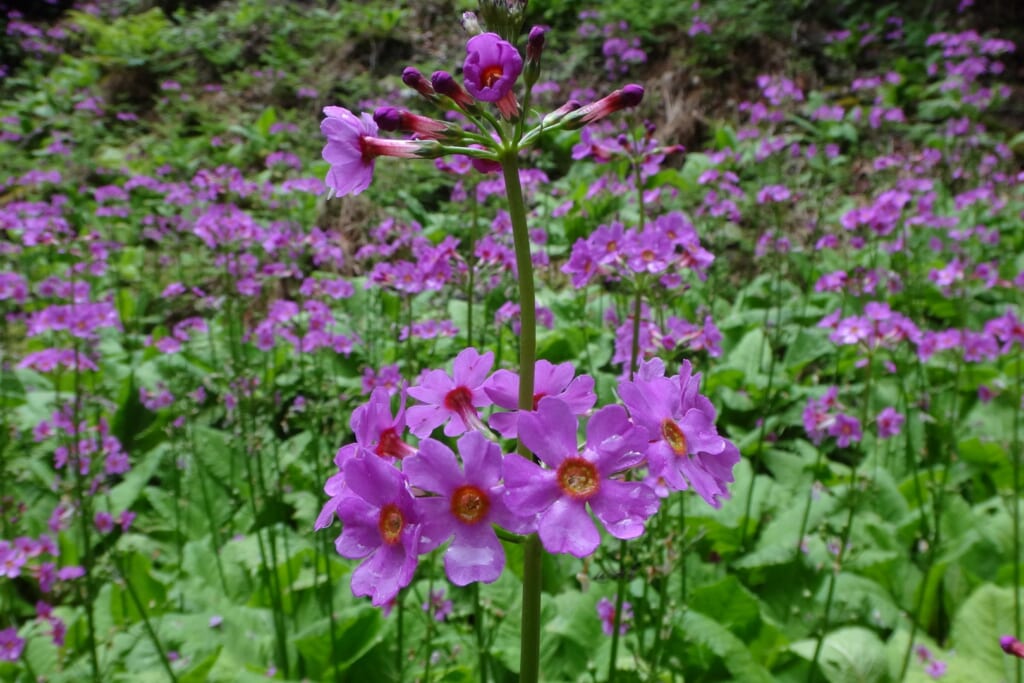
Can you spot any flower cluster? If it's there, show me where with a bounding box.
[318,26,644,199]
[317,350,738,605]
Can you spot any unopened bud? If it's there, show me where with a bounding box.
[526,25,547,62]
[542,99,581,126]
[431,71,476,110]
[373,106,403,131]
[461,11,482,35]
[562,85,644,129]
[401,67,435,99]
[524,25,547,88]
[372,107,454,140]
[477,0,527,42]
[1002,635,1024,659]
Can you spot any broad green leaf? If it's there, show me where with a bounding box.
[791,627,889,683]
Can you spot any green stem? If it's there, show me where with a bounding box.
[467,186,479,348]
[473,582,489,683]
[610,277,646,682]
[117,554,179,682]
[741,263,782,551]
[500,146,540,683]
[70,344,100,683]
[1014,350,1022,683]
[808,350,874,682]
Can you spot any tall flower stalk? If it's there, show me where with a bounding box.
[312,9,736,683]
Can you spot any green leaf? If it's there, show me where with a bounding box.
[680,609,774,683]
[791,627,889,683]
[948,583,1017,680]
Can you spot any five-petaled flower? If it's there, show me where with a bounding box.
[334,454,422,606]
[405,432,529,585]
[504,399,659,557]
[619,359,739,508]
[463,32,523,117]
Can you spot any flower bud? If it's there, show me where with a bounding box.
[461,11,482,36]
[541,99,581,126]
[373,106,403,131]
[524,25,547,88]
[373,107,454,140]
[401,67,435,99]
[526,25,547,63]
[1002,635,1024,659]
[477,0,527,42]
[561,85,644,130]
[431,71,476,110]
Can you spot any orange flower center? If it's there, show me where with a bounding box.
[557,458,599,500]
[481,65,504,88]
[451,485,490,524]
[661,418,688,456]
[378,503,404,545]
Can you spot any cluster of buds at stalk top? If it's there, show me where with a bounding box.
[318,2,645,200]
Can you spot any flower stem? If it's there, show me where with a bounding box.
[499,145,540,683]
[809,350,874,681]
[117,553,179,683]
[1013,350,1022,683]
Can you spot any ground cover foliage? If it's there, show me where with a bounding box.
[1,0,1023,681]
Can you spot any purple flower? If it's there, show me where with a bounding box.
[876,407,905,439]
[0,627,24,662]
[321,106,437,198]
[828,413,862,448]
[334,454,422,606]
[321,106,378,197]
[406,347,494,437]
[596,597,633,636]
[504,399,659,557]
[315,388,416,531]
[618,359,740,508]
[484,360,596,438]
[404,432,526,585]
[463,33,523,103]
[422,588,453,622]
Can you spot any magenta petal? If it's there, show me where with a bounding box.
[488,410,519,438]
[408,369,454,403]
[445,523,505,585]
[344,455,404,508]
[558,374,597,414]
[677,457,729,508]
[417,497,455,553]
[517,398,578,468]
[617,379,664,433]
[647,443,688,492]
[458,431,502,486]
[350,542,417,607]
[314,495,342,531]
[589,479,659,540]
[679,408,726,455]
[405,439,461,497]
[503,454,559,514]
[335,497,379,558]
[536,359,574,393]
[452,348,494,387]
[405,404,448,438]
[488,487,537,534]
[538,497,599,557]
[482,369,519,409]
